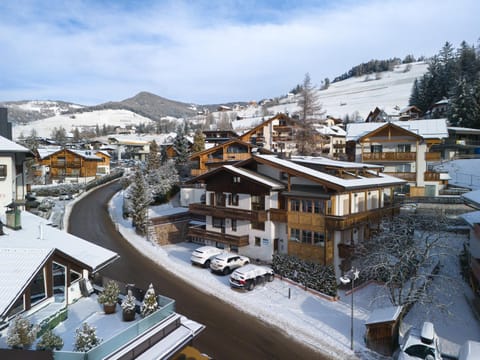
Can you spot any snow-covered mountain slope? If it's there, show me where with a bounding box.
[268,61,429,120]
[13,109,154,139]
[1,100,84,124]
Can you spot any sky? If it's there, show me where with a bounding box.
[0,0,479,106]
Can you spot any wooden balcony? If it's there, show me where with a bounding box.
[191,168,208,177]
[269,208,287,222]
[362,152,416,162]
[188,227,249,247]
[324,206,398,230]
[206,153,251,164]
[384,172,416,181]
[189,203,267,222]
[51,161,82,168]
[425,152,441,161]
[424,171,443,181]
[273,125,293,132]
[272,136,294,142]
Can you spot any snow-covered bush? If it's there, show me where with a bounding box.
[74,322,102,352]
[121,289,136,312]
[36,329,64,351]
[6,316,39,349]
[98,280,120,306]
[272,254,337,297]
[141,283,159,317]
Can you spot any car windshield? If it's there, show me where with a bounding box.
[405,344,435,358]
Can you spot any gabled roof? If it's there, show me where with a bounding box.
[346,119,448,142]
[37,147,103,161]
[357,121,423,142]
[239,113,296,139]
[252,154,405,191]
[189,138,273,160]
[0,135,32,153]
[0,248,53,319]
[188,163,284,190]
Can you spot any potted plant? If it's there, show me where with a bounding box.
[141,283,158,317]
[121,290,137,321]
[98,280,120,314]
[74,322,102,352]
[36,329,64,351]
[6,316,39,349]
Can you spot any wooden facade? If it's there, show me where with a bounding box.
[37,148,102,180]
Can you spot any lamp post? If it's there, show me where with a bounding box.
[340,267,360,351]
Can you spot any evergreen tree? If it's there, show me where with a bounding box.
[95,124,100,137]
[147,140,161,172]
[449,77,479,127]
[141,283,158,317]
[192,128,205,153]
[129,168,152,235]
[6,316,39,349]
[457,41,479,83]
[50,126,67,145]
[73,127,81,143]
[173,125,190,167]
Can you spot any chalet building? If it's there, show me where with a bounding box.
[460,191,480,297]
[313,123,347,159]
[189,139,273,177]
[435,127,480,159]
[35,147,110,184]
[398,105,422,121]
[202,130,238,145]
[107,137,150,161]
[346,119,450,197]
[187,154,405,278]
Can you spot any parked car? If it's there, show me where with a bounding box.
[458,340,480,360]
[210,253,250,275]
[190,246,225,268]
[229,264,274,290]
[398,322,442,360]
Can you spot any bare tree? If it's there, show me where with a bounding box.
[354,213,455,310]
[295,73,323,155]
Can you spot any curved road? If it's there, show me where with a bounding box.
[68,181,330,360]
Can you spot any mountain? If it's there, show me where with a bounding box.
[0,100,84,124]
[76,92,199,121]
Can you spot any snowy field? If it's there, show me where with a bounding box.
[102,184,480,360]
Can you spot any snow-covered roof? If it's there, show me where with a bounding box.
[314,125,346,136]
[0,248,53,318]
[254,154,405,190]
[37,147,62,159]
[346,119,448,141]
[224,165,285,189]
[0,211,119,273]
[460,210,480,227]
[291,156,380,169]
[462,190,480,209]
[0,135,31,153]
[37,147,103,160]
[365,306,403,325]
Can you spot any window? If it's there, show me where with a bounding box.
[232,219,237,231]
[290,199,300,212]
[0,165,6,178]
[230,193,239,206]
[301,199,312,213]
[251,195,264,210]
[30,269,46,306]
[314,232,325,246]
[397,144,411,152]
[251,221,265,231]
[70,270,81,284]
[255,236,261,247]
[370,145,383,153]
[213,217,225,229]
[314,200,324,214]
[302,230,312,244]
[233,176,241,183]
[290,228,300,242]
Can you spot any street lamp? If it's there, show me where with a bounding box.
[339,267,360,351]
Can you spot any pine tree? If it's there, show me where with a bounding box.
[173,124,191,169]
[74,322,102,352]
[141,283,159,317]
[6,316,39,349]
[130,168,152,235]
[147,140,161,172]
[36,329,64,351]
[192,128,205,153]
[449,77,479,127]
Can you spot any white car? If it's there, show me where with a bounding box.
[398,322,442,360]
[190,246,225,268]
[210,252,250,275]
[229,264,274,290]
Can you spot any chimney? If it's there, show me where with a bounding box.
[0,108,12,140]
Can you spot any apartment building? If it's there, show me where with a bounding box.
[188,154,405,277]
[346,119,450,197]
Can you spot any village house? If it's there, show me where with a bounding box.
[187,153,405,278]
[346,119,450,197]
[35,147,110,184]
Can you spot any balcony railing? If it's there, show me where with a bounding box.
[425,152,441,161]
[51,161,82,168]
[384,172,417,181]
[189,203,267,222]
[269,208,287,222]
[188,227,249,247]
[324,206,399,230]
[362,152,416,162]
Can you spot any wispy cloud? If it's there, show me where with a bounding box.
[0,0,478,105]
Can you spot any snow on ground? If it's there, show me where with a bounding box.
[105,184,480,360]
[13,109,154,139]
[434,159,480,191]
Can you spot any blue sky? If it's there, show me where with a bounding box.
[0,0,478,105]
